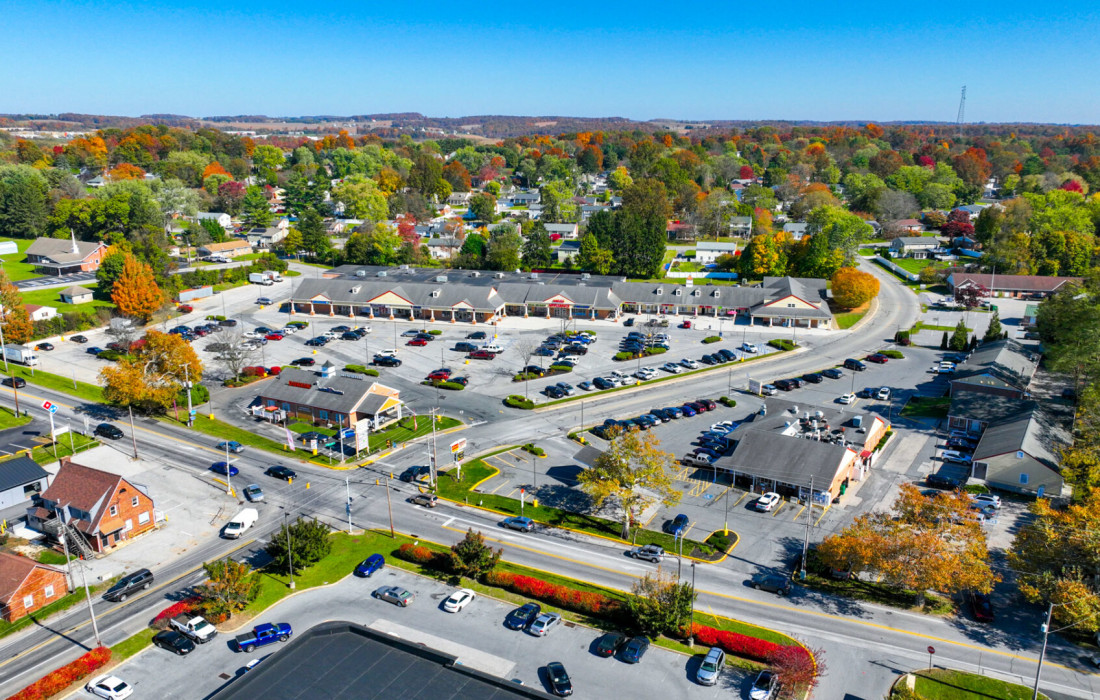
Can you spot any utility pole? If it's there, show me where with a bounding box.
[345,477,352,534]
[430,407,439,489]
[284,511,295,589]
[801,476,814,579]
[385,475,394,538]
[76,558,102,647]
[127,406,139,461]
[688,561,696,647]
[1032,603,1053,700]
[0,303,7,372]
[55,507,73,591]
[531,450,537,492]
[184,366,193,427]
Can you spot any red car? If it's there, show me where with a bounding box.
[697,398,717,411]
[178,304,193,313]
[265,333,284,341]
[865,353,889,364]
[408,338,429,346]
[679,321,692,329]
[468,349,494,359]
[426,369,452,381]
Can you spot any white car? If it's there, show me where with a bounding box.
[755,492,782,512]
[710,421,736,433]
[970,493,1001,509]
[761,384,778,396]
[527,611,562,637]
[941,450,973,464]
[323,330,342,339]
[838,393,856,405]
[609,370,628,381]
[376,349,399,358]
[741,342,759,354]
[680,358,700,369]
[876,387,891,400]
[482,343,504,353]
[86,675,134,699]
[243,331,261,339]
[358,325,372,334]
[661,362,683,374]
[442,588,476,613]
[279,326,297,335]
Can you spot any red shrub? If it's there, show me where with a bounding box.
[691,623,783,662]
[483,571,616,616]
[7,646,111,700]
[152,597,201,628]
[395,543,448,569]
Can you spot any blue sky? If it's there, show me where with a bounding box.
[3,0,1099,123]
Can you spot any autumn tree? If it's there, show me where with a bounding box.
[450,528,502,579]
[0,273,33,344]
[197,558,260,620]
[111,254,163,322]
[100,330,203,413]
[626,568,696,638]
[578,428,680,538]
[739,232,788,279]
[818,484,998,600]
[829,267,879,309]
[1008,488,1100,634]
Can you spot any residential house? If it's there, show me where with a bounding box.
[195,212,232,229]
[256,365,403,431]
[956,204,987,221]
[730,216,753,237]
[25,236,108,275]
[198,240,253,259]
[946,273,1082,299]
[971,407,1070,497]
[782,223,809,241]
[554,240,581,264]
[694,242,740,264]
[509,191,541,207]
[244,226,287,249]
[0,552,68,622]
[543,223,579,240]
[666,221,694,241]
[27,458,158,555]
[426,237,463,261]
[949,339,1039,400]
[59,286,94,305]
[24,305,56,322]
[889,236,940,258]
[446,192,471,207]
[893,219,924,233]
[0,455,50,509]
[579,204,611,222]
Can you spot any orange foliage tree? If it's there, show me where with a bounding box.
[0,273,33,344]
[106,163,146,181]
[101,330,203,413]
[202,161,232,180]
[111,254,163,322]
[829,267,879,309]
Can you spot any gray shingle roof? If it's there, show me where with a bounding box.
[951,339,1038,393]
[973,408,1071,471]
[0,456,48,493]
[258,368,394,416]
[717,429,855,486]
[26,238,105,265]
[948,394,1036,426]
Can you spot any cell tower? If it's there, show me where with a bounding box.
[956,85,967,133]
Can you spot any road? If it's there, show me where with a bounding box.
[1,261,1094,699]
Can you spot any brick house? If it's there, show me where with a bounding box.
[25,235,108,275]
[26,458,157,555]
[0,552,68,622]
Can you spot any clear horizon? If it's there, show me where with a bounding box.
[3,1,1099,124]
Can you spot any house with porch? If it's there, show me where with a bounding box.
[889,236,940,258]
[26,458,157,556]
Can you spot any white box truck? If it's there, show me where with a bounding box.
[3,345,39,366]
[248,273,274,286]
[223,508,258,539]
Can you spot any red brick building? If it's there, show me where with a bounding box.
[25,235,108,275]
[27,458,157,554]
[0,552,68,622]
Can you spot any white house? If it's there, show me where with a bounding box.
[195,212,232,229]
[24,305,57,322]
[695,242,740,264]
[544,223,579,240]
[427,237,462,260]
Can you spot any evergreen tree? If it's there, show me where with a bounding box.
[297,209,330,259]
[941,331,949,350]
[242,185,272,227]
[521,222,552,269]
[949,320,969,351]
[983,309,1003,342]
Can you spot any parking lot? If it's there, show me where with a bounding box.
[94,566,754,700]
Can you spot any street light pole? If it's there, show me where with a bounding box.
[284,511,295,589]
[76,558,102,647]
[1032,603,1054,700]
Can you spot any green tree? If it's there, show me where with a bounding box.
[95,249,128,288]
[242,185,272,227]
[983,309,1003,342]
[807,204,873,262]
[345,223,403,266]
[585,209,617,250]
[626,569,696,638]
[469,193,497,223]
[577,428,680,539]
[611,178,671,278]
[949,319,969,351]
[252,144,285,172]
[577,231,613,275]
[282,228,303,256]
[265,517,333,575]
[297,209,330,258]
[454,233,487,269]
[199,217,227,243]
[197,558,260,619]
[332,175,388,222]
[408,152,448,199]
[940,331,949,350]
[521,222,552,269]
[0,165,50,238]
[485,224,522,271]
[449,528,502,579]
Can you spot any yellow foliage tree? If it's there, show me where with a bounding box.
[111,254,163,322]
[0,273,33,345]
[830,267,880,309]
[101,330,202,413]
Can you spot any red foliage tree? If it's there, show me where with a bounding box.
[917,155,935,168]
[942,220,975,238]
[946,209,970,223]
[739,164,755,179]
[1061,179,1084,193]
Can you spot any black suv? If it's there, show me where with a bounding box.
[454,342,477,353]
[95,423,124,440]
[103,568,154,602]
[843,358,866,371]
[373,356,402,367]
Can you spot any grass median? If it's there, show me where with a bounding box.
[437,458,719,558]
[900,668,1048,700]
[7,365,104,404]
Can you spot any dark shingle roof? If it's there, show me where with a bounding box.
[0,456,49,493]
[259,368,390,416]
[973,408,1071,470]
[951,339,1038,393]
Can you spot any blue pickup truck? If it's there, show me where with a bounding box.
[234,622,292,653]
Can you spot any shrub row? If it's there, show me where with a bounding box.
[505,395,534,409]
[691,623,783,663]
[768,339,796,351]
[520,443,545,456]
[427,330,442,336]
[152,597,201,629]
[718,396,736,408]
[423,380,465,391]
[880,349,904,359]
[395,543,452,571]
[702,336,722,344]
[344,365,380,376]
[8,646,112,700]
[547,364,573,373]
[484,570,619,617]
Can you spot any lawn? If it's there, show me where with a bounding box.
[904,668,1048,700]
[0,431,99,466]
[366,415,461,452]
[0,239,42,282]
[436,458,720,558]
[0,406,31,431]
[892,258,951,275]
[162,414,293,456]
[912,321,971,333]
[832,300,871,330]
[19,283,114,315]
[111,628,156,660]
[8,364,104,403]
[901,396,951,418]
[0,589,90,639]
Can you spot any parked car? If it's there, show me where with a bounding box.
[876,387,891,400]
[970,493,1001,509]
[502,516,534,532]
[545,661,573,697]
[373,586,415,607]
[505,602,542,630]
[356,554,385,577]
[35,342,54,351]
[697,398,717,411]
[843,358,866,371]
[802,372,824,384]
[545,385,565,399]
[70,334,88,343]
[454,342,477,353]
[838,393,856,405]
[665,513,689,536]
[85,675,134,699]
[305,337,327,347]
[821,367,843,379]
[761,384,778,396]
[467,331,487,340]
[941,450,973,464]
[426,369,452,381]
[468,349,495,360]
[661,362,683,374]
[755,492,781,512]
[623,317,634,326]
[926,473,963,489]
[865,353,889,364]
[741,342,759,353]
[750,573,792,595]
[619,635,650,663]
[696,646,725,686]
[407,338,428,346]
[749,670,780,699]
[774,379,796,391]
[95,423,124,440]
[595,631,628,657]
[152,629,196,656]
[373,355,402,367]
[528,612,562,637]
[103,568,154,602]
[946,437,976,451]
[593,377,615,390]
[266,465,297,481]
[717,349,737,361]
[87,346,104,355]
[443,588,476,613]
[680,404,698,417]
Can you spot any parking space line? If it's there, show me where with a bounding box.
[681,523,695,539]
[791,505,806,521]
[505,488,518,498]
[488,481,506,494]
[771,501,786,517]
[814,505,831,526]
[731,491,748,508]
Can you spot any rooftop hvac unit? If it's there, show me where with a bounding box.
[581,273,591,280]
[815,410,824,419]
[400,264,410,270]
[789,405,798,414]
[469,271,481,277]
[356,270,367,277]
[436,275,448,283]
[350,286,361,294]
[852,415,864,428]
[495,272,505,279]
[377,271,388,277]
[530,272,539,279]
